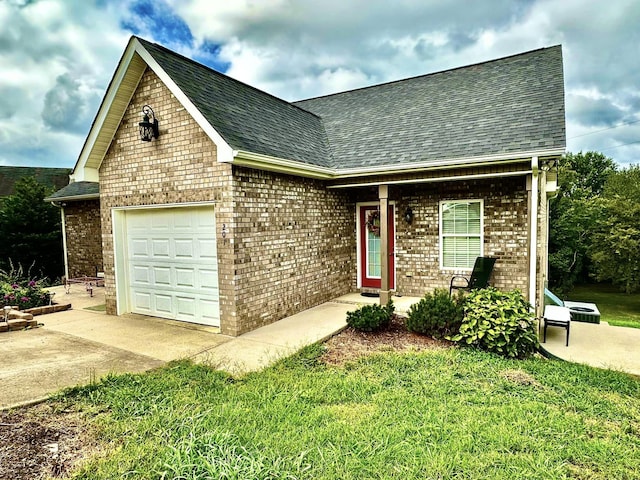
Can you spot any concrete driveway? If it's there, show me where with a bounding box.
[1,286,353,409]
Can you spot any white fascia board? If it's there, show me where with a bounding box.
[72,38,143,181]
[230,147,564,180]
[231,150,335,179]
[134,40,235,163]
[332,147,565,178]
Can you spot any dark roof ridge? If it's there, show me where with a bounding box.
[136,36,323,120]
[295,44,562,103]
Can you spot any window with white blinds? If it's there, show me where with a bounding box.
[440,200,483,269]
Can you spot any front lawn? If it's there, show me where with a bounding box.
[54,346,639,479]
[568,283,640,328]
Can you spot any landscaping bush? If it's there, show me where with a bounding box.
[346,300,394,332]
[449,288,539,359]
[0,264,51,309]
[406,288,464,338]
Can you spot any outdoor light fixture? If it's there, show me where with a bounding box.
[404,207,414,224]
[139,105,159,142]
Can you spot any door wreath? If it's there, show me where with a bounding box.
[366,209,381,236]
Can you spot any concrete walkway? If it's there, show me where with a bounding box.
[540,320,640,376]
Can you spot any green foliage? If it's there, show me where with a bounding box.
[590,165,640,293]
[346,300,394,332]
[450,288,539,359]
[549,151,617,294]
[406,288,463,338]
[0,177,63,280]
[59,350,640,479]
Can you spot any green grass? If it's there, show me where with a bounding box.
[83,303,106,312]
[567,284,640,328]
[56,345,640,479]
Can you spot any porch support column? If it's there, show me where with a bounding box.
[379,185,390,305]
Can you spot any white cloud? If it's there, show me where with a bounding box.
[1,0,639,167]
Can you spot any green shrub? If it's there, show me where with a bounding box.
[449,288,539,359]
[406,288,464,338]
[346,300,394,332]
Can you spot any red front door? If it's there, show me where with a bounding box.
[359,205,395,289]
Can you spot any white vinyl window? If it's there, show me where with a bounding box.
[440,200,483,270]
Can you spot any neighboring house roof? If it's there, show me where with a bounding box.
[294,46,566,170]
[43,181,99,202]
[0,166,70,197]
[68,36,565,187]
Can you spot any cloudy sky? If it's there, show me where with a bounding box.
[1,0,638,169]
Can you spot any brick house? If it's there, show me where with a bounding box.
[46,37,565,336]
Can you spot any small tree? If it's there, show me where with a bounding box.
[590,166,640,293]
[548,151,617,293]
[0,177,64,280]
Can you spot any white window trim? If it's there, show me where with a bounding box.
[439,199,484,271]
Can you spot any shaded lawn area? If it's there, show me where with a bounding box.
[58,346,640,479]
[568,283,640,328]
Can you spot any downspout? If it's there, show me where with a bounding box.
[51,202,70,280]
[528,156,539,312]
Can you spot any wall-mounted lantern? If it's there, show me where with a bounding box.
[404,206,414,224]
[139,105,159,142]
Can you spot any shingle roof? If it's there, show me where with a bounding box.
[44,181,99,202]
[294,46,565,169]
[0,166,70,197]
[138,39,333,167]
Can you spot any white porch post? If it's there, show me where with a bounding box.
[528,156,539,313]
[379,185,390,305]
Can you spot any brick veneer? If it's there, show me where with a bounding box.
[63,200,103,278]
[231,166,355,334]
[390,177,529,296]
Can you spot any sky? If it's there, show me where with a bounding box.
[0,0,639,169]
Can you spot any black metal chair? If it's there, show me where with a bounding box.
[449,257,497,296]
[542,305,571,346]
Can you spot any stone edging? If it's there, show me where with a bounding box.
[0,303,72,333]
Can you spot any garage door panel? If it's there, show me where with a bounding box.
[155,294,173,314]
[133,292,151,311]
[151,239,170,257]
[153,266,171,286]
[174,239,195,258]
[175,268,196,288]
[130,239,149,257]
[124,206,220,327]
[132,265,151,284]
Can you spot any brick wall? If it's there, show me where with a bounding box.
[231,166,355,335]
[63,200,103,278]
[98,68,236,333]
[391,176,529,296]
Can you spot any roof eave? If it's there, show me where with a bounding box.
[44,193,100,203]
[230,147,565,180]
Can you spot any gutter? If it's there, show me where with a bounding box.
[230,148,565,180]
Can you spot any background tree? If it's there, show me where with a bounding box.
[590,166,640,293]
[548,151,617,293]
[0,177,64,281]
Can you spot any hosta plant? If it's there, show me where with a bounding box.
[449,287,539,359]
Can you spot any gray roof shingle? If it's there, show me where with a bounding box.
[294,45,565,169]
[44,181,99,202]
[139,39,333,167]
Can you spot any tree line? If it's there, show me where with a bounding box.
[549,151,640,294]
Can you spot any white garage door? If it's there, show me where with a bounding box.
[124,206,220,327]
